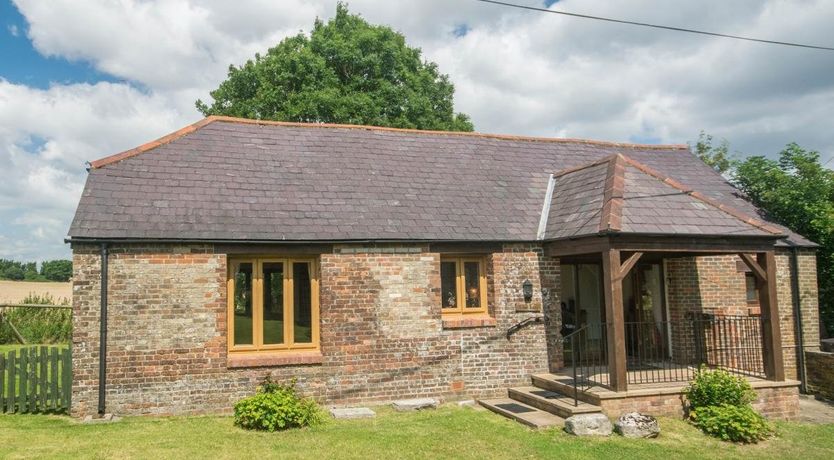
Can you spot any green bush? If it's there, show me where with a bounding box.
[691,404,773,443]
[234,376,323,432]
[684,368,756,410]
[0,293,71,344]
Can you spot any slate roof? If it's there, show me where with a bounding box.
[543,154,782,240]
[68,116,815,246]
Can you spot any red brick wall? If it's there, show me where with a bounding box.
[598,384,799,420]
[664,251,820,380]
[71,243,557,417]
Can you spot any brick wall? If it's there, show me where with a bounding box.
[664,250,820,380]
[597,384,799,420]
[806,351,834,400]
[71,243,558,417]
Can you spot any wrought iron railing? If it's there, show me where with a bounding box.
[564,314,767,403]
[563,322,609,406]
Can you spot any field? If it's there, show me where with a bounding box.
[1,406,833,459]
[0,280,72,304]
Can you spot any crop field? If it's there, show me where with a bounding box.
[0,281,71,304]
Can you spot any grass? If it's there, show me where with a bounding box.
[1,406,833,459]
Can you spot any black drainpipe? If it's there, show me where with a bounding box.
[98,243,109,415]
[790,247,807,393]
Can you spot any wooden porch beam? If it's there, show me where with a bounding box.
[738,253,767,282]
[758,251,785,381]
[601,248,628,392]
[616,251,644,281]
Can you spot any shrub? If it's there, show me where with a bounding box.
[234,376,323,432]
[0,293,71,344]
[684,368,756,410]
[691,404,773,443]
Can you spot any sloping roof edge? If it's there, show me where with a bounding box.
[88,116,689,169]
[615,154,785,236]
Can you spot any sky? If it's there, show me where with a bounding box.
[1,0,833,262]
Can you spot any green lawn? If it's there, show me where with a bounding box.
[1,406,833,459]
[0,343,68,355]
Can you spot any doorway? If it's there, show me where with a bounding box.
[622,262,670,363]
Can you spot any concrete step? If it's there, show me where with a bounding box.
[530,373,601,406]
[478,398,564,429]
[508,386,601,418]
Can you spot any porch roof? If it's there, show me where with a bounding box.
[542,154,785,242]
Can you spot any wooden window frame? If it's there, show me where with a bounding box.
[440,256,488,316]
[227,257,320,354]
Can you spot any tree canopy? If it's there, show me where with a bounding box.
[0,259,73,282]
[692,138,834,336]
[197,3,473,132]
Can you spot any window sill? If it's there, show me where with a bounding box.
[442,316,497,329]
[227,351,323,368]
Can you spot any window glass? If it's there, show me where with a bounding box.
[233,262,253,346]
[464,261,481,309]
[293,262,313,343]
[440,261,458,309]
[745,273,758,302]
[262,262,284,345]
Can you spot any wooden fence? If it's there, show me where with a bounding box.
[0,345,71,413]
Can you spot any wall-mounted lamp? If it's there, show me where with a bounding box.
[522,279,533,302]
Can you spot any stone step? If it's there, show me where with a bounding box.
[478,398,564,429]
[508,386,602,418]
[530,373,601,406]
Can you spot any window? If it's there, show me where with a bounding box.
[745,273,759,304]
[227,257,319,353]
[440,256,488,315]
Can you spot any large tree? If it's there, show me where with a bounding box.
[197,3,473,131]
[692,138,834,337]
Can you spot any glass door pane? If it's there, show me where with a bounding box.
[262,262,285,345]
[233,262,254,346]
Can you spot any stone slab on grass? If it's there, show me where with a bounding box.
[81,414,121,424]
[392,398,439,411]
[564,413,612,436]
[614,412,660,438]
[330,407,376,419]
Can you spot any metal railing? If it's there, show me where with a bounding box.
[563,322,609,406]
[564,314,767,403]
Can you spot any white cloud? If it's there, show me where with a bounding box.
[2,0,834,260]
[7,24,19,37]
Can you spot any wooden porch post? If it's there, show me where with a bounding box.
[758,251,785,381]
[602,249,628,391]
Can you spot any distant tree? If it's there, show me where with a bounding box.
[732,143,834,336]
[1,264,25,281]
[691,131,733,174]
[196,2,473,132]
[41,260,73,282]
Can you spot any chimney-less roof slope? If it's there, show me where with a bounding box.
[68,117,814,246]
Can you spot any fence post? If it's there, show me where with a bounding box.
[0,352,5,413]
[50,347,58,411]
[7,351,15,413]
[40,346,47,411]
[62,347,72,411]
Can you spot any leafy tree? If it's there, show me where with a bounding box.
[196,3,473,132]
[733,143,834,336]
[41,260,73,282]
[691,131,733,174]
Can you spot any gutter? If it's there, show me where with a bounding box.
[790,247,807,393]
[98,243,109,415]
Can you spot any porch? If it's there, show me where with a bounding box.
[546,233,789,395]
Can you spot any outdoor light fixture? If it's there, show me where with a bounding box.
[522,279,533,301]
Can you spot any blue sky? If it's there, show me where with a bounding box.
[1,0,832,263]
[0,1,120,89]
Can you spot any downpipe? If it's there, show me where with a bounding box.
[98,243,109,415]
